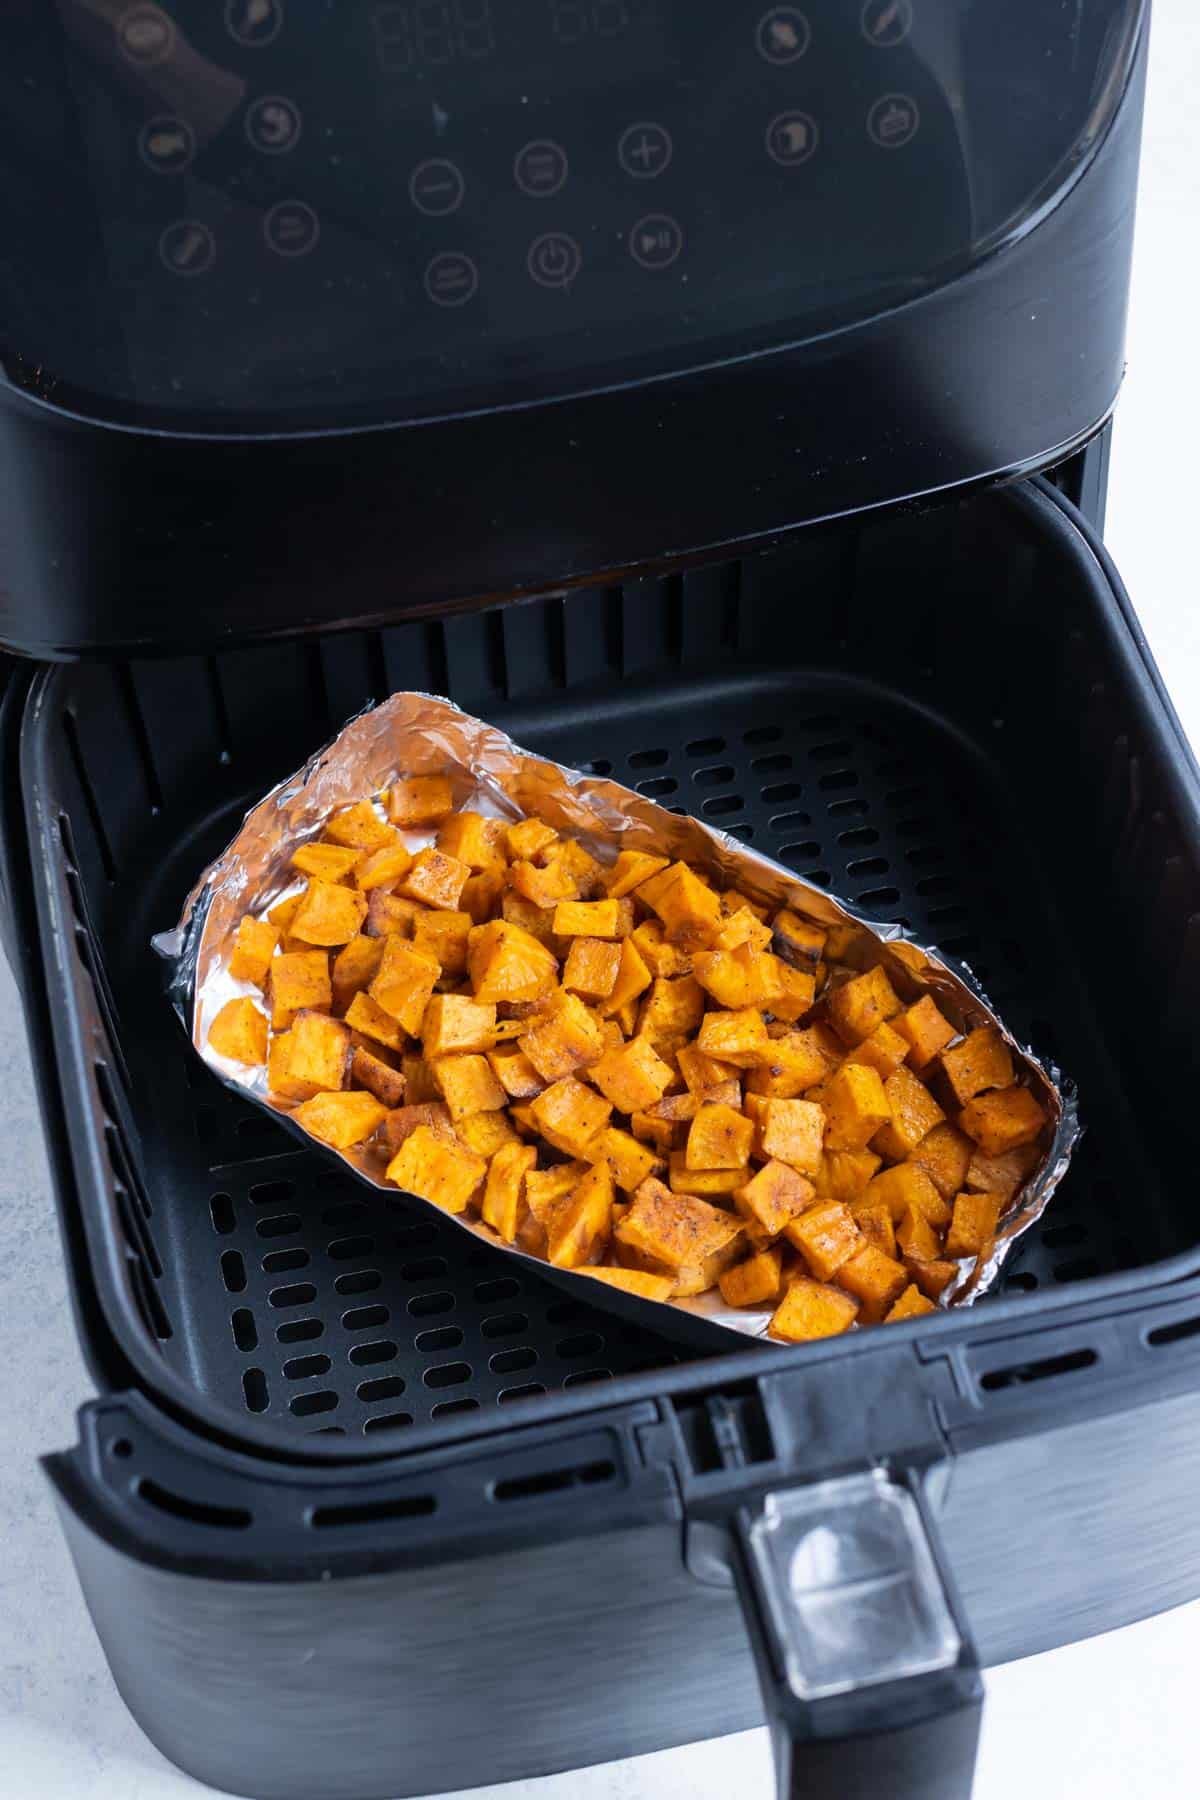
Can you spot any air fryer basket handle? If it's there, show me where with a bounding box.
[731,1472,983,1800]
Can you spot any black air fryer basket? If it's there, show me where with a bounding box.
[4,4,1199,1798]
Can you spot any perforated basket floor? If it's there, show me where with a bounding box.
[49,646,1156,1445]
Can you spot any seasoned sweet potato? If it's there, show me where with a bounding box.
[734,1160,813,1239]
[828,965,902,1045]
[411,909,472,977]
[769,1279,858,1342]
[958,1085,1047,1156]
[720,1247,785,1308]
[386,1124,485,1212]
[582,1265,674,1303]
[760,1097,824,1178]
[886,1284,938,1322]
[940,1026,1014,1106]
[269,950,331,1029]
[422,994,497,1058]
[893,995,956,1070]
[785,1200,863,1282]
[468,919,558,1004]
[229,916,281,988]
[294,1089,388,1148]
[481,1141,537,1242]
[530,1076,612,1158]
[209,996,268,1065]
[287,1009,351,1091]
[615,1178,744,1295]
[388,776,455,827]
[400,847,470,912]
[823,1062,891,1151]
[945,1190,1003,1259]
[837,1244,908,1324]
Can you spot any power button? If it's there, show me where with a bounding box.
[527,232,581,290]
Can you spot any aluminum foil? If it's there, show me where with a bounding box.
[156,691,1081,1346]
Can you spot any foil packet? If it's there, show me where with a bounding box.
[156,691,1081,1348]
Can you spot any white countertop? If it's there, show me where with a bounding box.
[3,10,1200,1798]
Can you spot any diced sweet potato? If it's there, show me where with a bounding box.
[893,995,957,1069]
[486,1042,546,1100]
[386,1123,486,1212]
[667,1153,748,1197]
[734,1160,813,1239]
[686,1102,755,1171]
[456,1109,520,1159]
[481,1140,537,1242]
[468,919,558,1004]
[324,799,396,851]
[269,949,332,1029]
[546,1161,613,1268]
[351,1044,407,1108]
[638,975,706,1044]
[291,880,368,948]
[719,1248,785,1308]
[550,839,604,899]
[294,1089,388,1148]
[606,849,669,898]
[267,1031,319,1102]
[895,1204,941,1264]
[816,1149,882,1203]
[519,990,606,1082]
[355,842,414,892]
[582,1265,675,1303]
[501,891,558,948]
[631,1109,680,1152]
[958,1085,1047,1156]
[692,945,778,1011]
[940,1026,1015,1106]
[530,1076,612,1158]
[873,1065,945,1161]
[370,937,440,1035]
[422,994,497,1058]
[745,1025,840,1098]
[229,916,280,988]
[331,934,384,1014]
[343,990,406,1052]
[510,857,577,908]
[828,964,903,1045]
[767,960,817,1024]
[844,1020,910,1079]
[784,1200,863,1282]
[907,1121,973,1200]
[615,1178,744,1295]
[945,1190,1003,1259]
[286,1009,350,1091]
[366,889,420,939]
[630,921,694,979]
[560,936,620,1001]
[599,937,653,1018]
[461,867,506,925]
[643,863,722,950]
[526,1162,588,1222]
[760,1097,825,1177]
[714,907,773,954]
[292,842,363,884]
[675,1043,736,1094]
[409,909,472,979]
[964,1142,1040,1201]
[383,1102,457,1154]
[906,1257,957,1301]
[886,1284,938,1322]
[402,1053,443,1103]
[838,1245,908,1324]
[849,1196,896,1258]
[505,817,558,862]
[399,847,470,912]
[268,892,303,932]
[769,1279,858,1342]
[593,1127,664,1192]
[209,996,268,1065]
[431,1053,507,1121]
[436,811,505,870]
[388,776,455,828]
[589,1034,674,1113]
[823,1062,891,1151]
[771,909,827,968]
[696,1007,770,1068]
[863,1163,948,1226]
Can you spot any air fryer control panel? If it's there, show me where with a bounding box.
[0,0,1141,424]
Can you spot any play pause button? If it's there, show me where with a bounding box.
[629,213,683,270]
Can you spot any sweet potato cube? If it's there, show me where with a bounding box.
[383,1101,457,1155]
[940,1026,1014,1105]
[630,921,694,979]
[761,1098,825,1177]
[823,1062,891,1151]
[456,1109,520,1159]
[386,1124,485,1213]
[837,1245,909,1323]
[908,1122,973,1200]
[697,1007,770,1069]
[331,934,384,1014]
[676,1043,737,1095]
[550,838,603,897]
[294,1089,388,1148]
[647,863,722,950]
[606,849,669,898]
[546,1162,613,1268]
[510,857,577,908]
[720,1248,785,1309]
[615,1179,744,1295]
[269,950,331,1029]
[468,919,558,1005]
[431,1053,506,1121]
[849,1197,897,1258]
[829,964,903,1045]
[530,1076,612,1158]
[589,1035,674,1114]
[291,843,363,884]
[550,899,617,940]
[668,1154,748,1198]
[355,841,414,892]
[562,936,621,1000]
[772,909,827,968]
[422,993,497,1058]
[291,880,368,948]
[784,1201,863,1282]
[599,937,652,1018]
[460,867,506,924]
[519,991,605,1082]
[769,1279,858,1342]
[209,996,268,1065]
[945,1190,1003,1259]
[959,1085,1047,1156]
[592,1127,663,1193]
[505,817,558,862]
[343,990,406,1052]
[844,1020,910,1079]
[965,1142,1040,1201]
[526,1162,588,1223]
[399,847,470,913]
[746,1025,840,1098]
[348,1040,405,1107]
[766,960,817,1024]
[480,1141,537,1241]
[887,1285,938,1323]
[906,1257,957,1301]
[370,938,440,1035]
[816,1149,882,1203]
[582,1265,675,1304]
[436,811,505,870]
[896,1203,941,1263]
[366,889,420,939]
[402,1053,442,1103]
[692,946,776,1011]
[638,975,705,1045]
[268,892,303,932]
[324,799,396,851]
[863,1162,948,1226]
[229,916,280,989]
[715,907,774,954]
[409,910,470,979]
[485,1042,545,1100]
[267,1031,319,1102]
[499,890,557,947]
[734,1160,813,1238]
[873,1066,945,1161]
[686,1102,755,1171]
[388,776,454,828]
[286,1009,350,1091]
[894,996,957,1070]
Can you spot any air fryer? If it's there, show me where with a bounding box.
[4,6,1198,1800]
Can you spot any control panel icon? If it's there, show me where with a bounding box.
[629,214,683,270]
[424,252,479,306]
[618,123,673,180]
[139,117,195,174]
[514,141,569,198]
[158,219,215,277]
[527,232,581,290]
[225,0,283,45]
[117,5,175,65]
[245,97,302,155]
[766,111,819,166]
[755,7,810,64]
[410,160,466,216]
[861,0,914,46]
[263,200,320,257]
[868,94,920,148]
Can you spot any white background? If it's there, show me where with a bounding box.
[3,7,1200,1798]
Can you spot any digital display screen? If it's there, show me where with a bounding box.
[0,0,1143,427]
